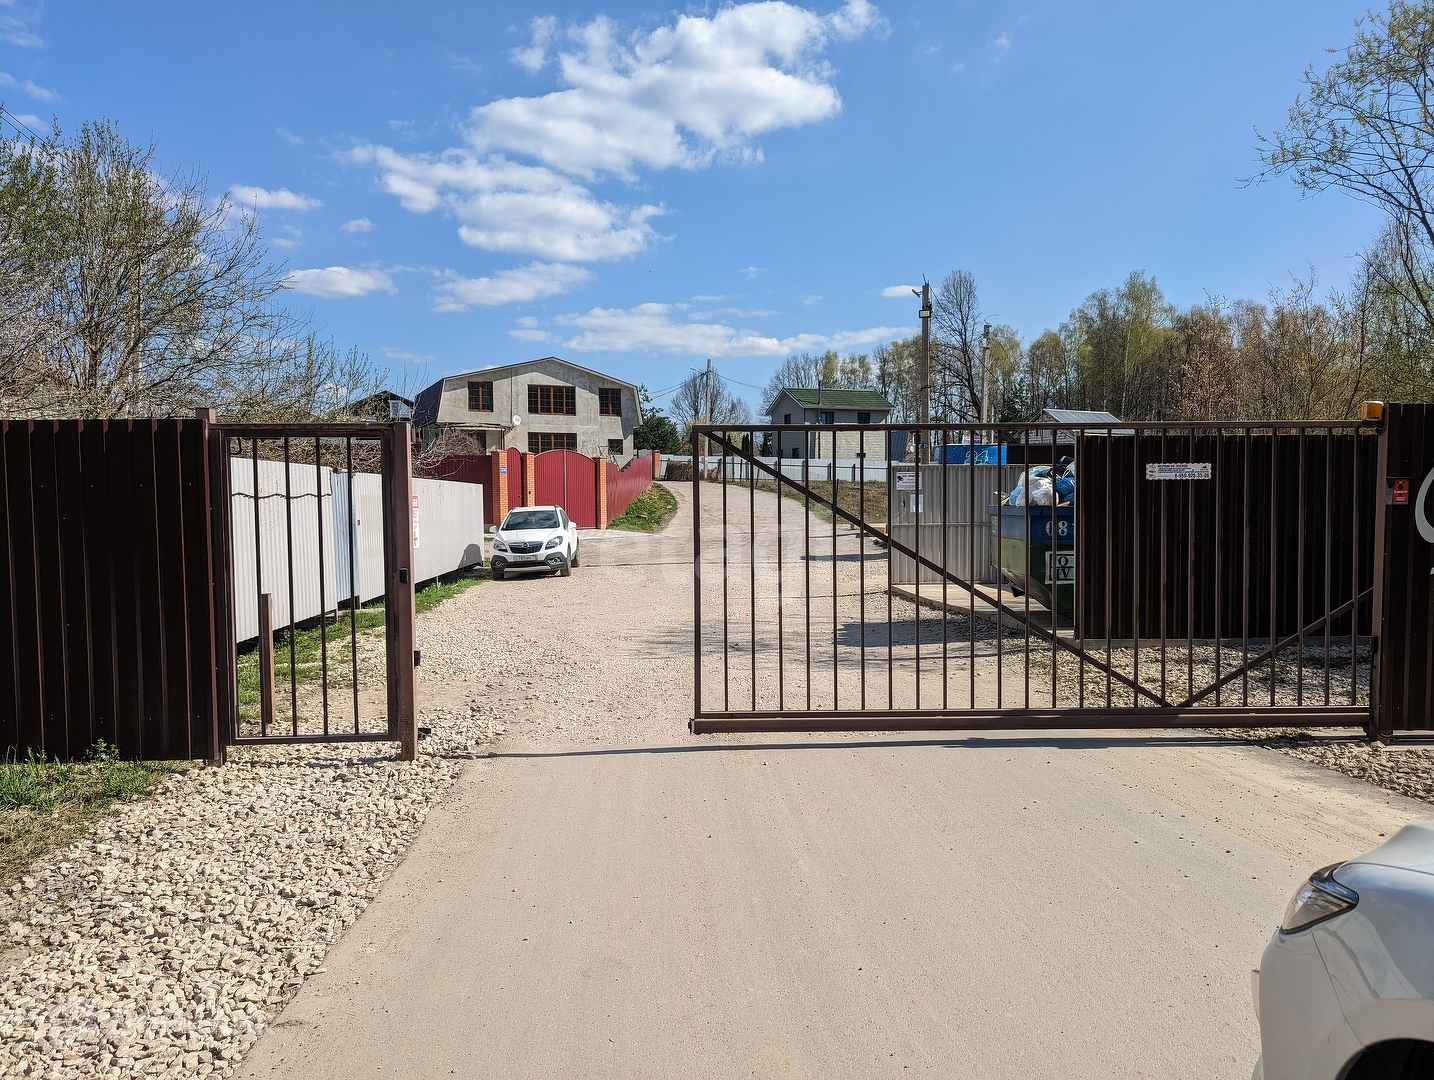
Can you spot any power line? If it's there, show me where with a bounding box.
[0,106,43,143]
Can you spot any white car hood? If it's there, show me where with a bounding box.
[1346,820,1434,876]
[497,528,561,544]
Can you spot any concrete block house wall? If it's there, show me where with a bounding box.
[413,357,641,459]
[768,388,895,460]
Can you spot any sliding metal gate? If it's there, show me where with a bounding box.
[691,420,1382,734]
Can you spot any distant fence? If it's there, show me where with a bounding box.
[419,447,659,528]
[229,458,484,642]
[606,453,659,521]
[661,455,891,483]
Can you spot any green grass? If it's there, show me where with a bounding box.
[236,566,488,723]
[607,483,679,532]
[0,743,180,892]
[749,480,888,527]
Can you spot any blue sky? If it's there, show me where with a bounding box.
[0,0,1387,413]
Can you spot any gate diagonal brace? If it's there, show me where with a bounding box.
[704,431,1170,709]
[1175,588,1373,708]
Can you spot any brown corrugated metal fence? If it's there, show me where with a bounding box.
[0,418,223,762]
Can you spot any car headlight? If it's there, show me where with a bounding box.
[545,535,562,549]
[493,538,508,552]
[1281,863,1358,933]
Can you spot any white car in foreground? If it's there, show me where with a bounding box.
[1253,821,1434,1080]
[489,506,579,580]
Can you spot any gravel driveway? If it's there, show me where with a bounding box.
[2,482,1431,1079]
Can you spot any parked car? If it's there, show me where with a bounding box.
[489,506,579,580]
[1252,821,1434,1080]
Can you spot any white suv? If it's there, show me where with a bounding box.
[490,505,580,580]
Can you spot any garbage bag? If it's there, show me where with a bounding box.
[1027,476,1054,506]
[1054,476,1075,503]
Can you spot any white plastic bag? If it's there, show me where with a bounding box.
[1027,476,1054,506]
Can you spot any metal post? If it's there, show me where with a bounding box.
[916,284,932,463]
[258,592,276,733]
[382,422,418,760]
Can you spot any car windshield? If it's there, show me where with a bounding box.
[503,510,560,531]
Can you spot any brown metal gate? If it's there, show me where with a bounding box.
[1371,403,1434,735]
[0,413,418,762]
[211,422,417,759]
[690,420,1383,735]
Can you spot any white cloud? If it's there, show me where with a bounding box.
[740,266,766,278]
[881,284,919,298]
[271,224,303,250]
[6,112,42,130]
[510,15,557,73]
[350,143,662,261]
[991,32,1012,58]
[478,1,883,182]
[231,185,322,211]
[285,266,396,299]
[432,261,591,312]
[803,294,822,305]
[515,315,540,328]
[0,6,43,48]
[555,302,909,357]
[383,347,435,362]
[0,71,56,101]
[275,126,303,145]
[340,217,374,233]
[508,328,555,342]
[352,2,882,261]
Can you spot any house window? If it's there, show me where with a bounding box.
[598,388,623,416]
[783,413,791,425]
[857,411,871,425]
[528,432,578,453]
[607,438,625,455]
[527,384,577,415]
[818,411,835,425]
[467,381,493,412]
[791,447,801,458]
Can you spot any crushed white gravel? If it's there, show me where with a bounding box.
[0,580,536,1080]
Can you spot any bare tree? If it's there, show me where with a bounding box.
[930,269,985,421]
[760,349,875,414]
[0,119,386,419]
[669,368,751,452]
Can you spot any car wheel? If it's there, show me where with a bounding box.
[558,562,572,577]
[571,549,580,568]
[492,568,504,580]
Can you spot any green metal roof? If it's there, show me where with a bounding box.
[775,387,894,410]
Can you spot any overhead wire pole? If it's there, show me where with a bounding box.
[914,282,932,462]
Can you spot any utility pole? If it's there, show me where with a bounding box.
[980,323,992,434]
[914,282,932,462]
[701,357,713,480]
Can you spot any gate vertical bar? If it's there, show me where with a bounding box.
[381,422,417,760]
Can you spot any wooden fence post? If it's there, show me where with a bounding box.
[595,455,608,527]
[381,422,418,761]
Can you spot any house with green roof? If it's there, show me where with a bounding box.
[768,387,894,460]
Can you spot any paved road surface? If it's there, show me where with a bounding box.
[239,485,1428,1079]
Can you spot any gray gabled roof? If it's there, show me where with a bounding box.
[1040,408,1121,424]
[770,387,894,414]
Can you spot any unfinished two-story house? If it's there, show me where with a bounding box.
[412,357,642,458]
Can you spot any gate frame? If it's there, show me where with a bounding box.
[210,420,418,761]
[691,421,1380,735]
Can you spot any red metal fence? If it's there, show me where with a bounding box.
[607,454,658,522]
[533,449,598,527]
[0,418,224,762]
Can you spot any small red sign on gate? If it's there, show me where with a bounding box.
[1393,478,1410,504]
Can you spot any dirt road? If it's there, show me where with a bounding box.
[238,484,1428,1079]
